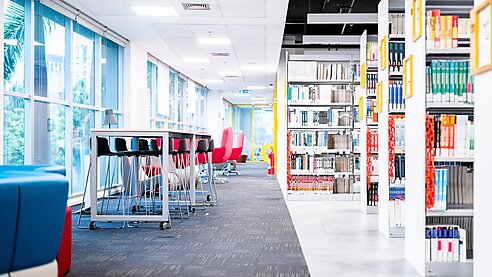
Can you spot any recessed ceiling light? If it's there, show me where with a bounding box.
[202,79,224,84]
[247,85,266,90]
[131,6,178,16]
[182,57,210,63]
[197,38,231,45]
[219,71,241,77]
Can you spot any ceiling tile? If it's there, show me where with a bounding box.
[228,26,265,39]
[218,0,265,18]
[152,24,194,38]
[232,38,265,50]
[189,25,228,38]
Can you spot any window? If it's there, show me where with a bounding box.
[177,76,186,129]
[72,108,94,194]
[4,0,25,93]
[101,38,120,110]
[34,3,66,100]
[72,22,96,105]
[3,96,25,164]
[147,60,158,125]
[33,102,66,166]
[2,0,123,198]
[169,70,177,122]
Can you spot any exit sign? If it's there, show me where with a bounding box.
[240,89,249,94]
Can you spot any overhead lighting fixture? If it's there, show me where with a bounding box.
[131,6,178,16]
[307,13,378,24]
[182,57,210,63]
[197,38,231,45]
[219,71,241,77]
[247,86,266,90]
[202,79,223,84]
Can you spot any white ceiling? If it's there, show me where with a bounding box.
[64,0,289,105]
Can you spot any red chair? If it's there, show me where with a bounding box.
[227,131,244,175]
[56,206,72,277]
[211,127,234,179]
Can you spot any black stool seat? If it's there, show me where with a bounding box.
[138,139,160,157]
[150,139,163,156]
[206,139,215,153]
[114,138,144,157]
[177,139,189,154]
[96,137,117,157]
[196,140,208,154]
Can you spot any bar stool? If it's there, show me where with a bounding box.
[206,139,219,205]
[139,139,162,215]
[167,138,186,221]
[77,137,117,229]
[176,138,192,217]
[194,139,208,208]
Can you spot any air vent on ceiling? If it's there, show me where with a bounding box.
[211,52,229,57]
[182,3,210,10]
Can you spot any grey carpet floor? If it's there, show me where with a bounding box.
[71,163,310,277]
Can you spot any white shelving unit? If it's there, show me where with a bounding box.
[404,1,474,276]
[359,30,380,214]
[286,55,359,200]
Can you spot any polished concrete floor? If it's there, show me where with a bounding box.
[287,200,420,277]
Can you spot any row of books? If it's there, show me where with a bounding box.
[390,186,405,200]
[290,131,351,149]
[368,155,379,176]
[430,114,474,158]
[367,183,378,206]
[366,42,378,62]
[426,217,473,259]
[367,100,378,123]
[426,10,471,49]
[366,73,378,94]
[428,165,474,211]
[426,60,474,103]
[288,108,352,128]
[425,225,467,262]
[287,85,352,104]
[389,80,405,110]
[368,132,379,152]
[392,154,406,184]
[389,42,405,73]
[288,176,351,194]
[290,154,351,173]
[391,116,405,153]
[389,13,405,35]
[317,63,352,81]
[390,198,405,228]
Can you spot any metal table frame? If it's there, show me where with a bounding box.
[89,129,212,228]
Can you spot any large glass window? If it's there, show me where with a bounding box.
[4,0,25,93]
[33,102,66,165]
[72,22,95,105]
[169,70,177,122]
[3,96,25,164]
[147,61,157,123]
[72,108,94,194]
[34,3,66,100]
[101,38,120,110]
[177,76,186,128]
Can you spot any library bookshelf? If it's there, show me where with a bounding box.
[285,55,359,201]
[377,0,407,240]
[404,0,474,276]
[359,30,380,214]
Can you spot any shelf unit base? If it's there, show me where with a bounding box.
[426,261,473,277]
[366,205,379,214]
[389,227,405,238]
[286,191,359,201]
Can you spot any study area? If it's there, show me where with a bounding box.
[1,0,491,276]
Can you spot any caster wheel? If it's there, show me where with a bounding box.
[160,221,170,230]
[89,221,96,230]
[207,195,211,202]
[189,207,196,213]
[224,172,230,176]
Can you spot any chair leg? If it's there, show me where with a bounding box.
[77,162,91,229]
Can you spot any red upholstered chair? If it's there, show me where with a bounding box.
[226,131,244,175]
[211,127,233,164]
[56,206,72,277]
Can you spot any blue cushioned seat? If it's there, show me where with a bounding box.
[0,183,19,274]
[0,170,68,274]
[0,165,66,176]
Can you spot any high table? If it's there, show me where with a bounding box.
[89,129,212,229]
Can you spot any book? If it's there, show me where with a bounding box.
[427,60,474,103]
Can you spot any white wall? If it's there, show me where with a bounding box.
[206,91,224,141]
[473,1,492,276]
[276,50,288,195]
[122,42,150,128]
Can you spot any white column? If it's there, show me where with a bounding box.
[276,50,288,194]
[206,90,224,141]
